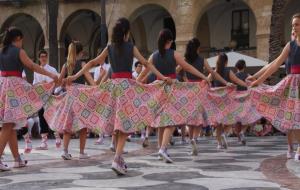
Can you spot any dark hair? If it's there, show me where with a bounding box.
[111,17,130,53]
[38,49,48,57]
[158,29,173,57]
[216,53,228,75]
[134,61,141,68]
[1,27,23,53]
[184,38,200,63]
[292,13,300,20]
[235,59,246,70]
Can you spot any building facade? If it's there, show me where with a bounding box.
[0,0,299,80]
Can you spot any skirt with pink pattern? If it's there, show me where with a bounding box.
[250,74,300,132]
[202,86,261,126]
[151,80,209,128]
[44,79,169,134]
[0,77,54,129]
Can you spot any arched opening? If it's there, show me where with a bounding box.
[282,0,300,43]
[129,4,176,57]
[59,9,102,69]
[0,13,45,82]
[195,0,257,58]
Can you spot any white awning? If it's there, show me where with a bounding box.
[207,52,268,68]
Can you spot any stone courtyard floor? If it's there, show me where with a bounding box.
[0,136,299,190]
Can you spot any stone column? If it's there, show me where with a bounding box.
[46,0,59,70]
[246,0,273,61]
[174,0,194,55]
[58,42,65,72]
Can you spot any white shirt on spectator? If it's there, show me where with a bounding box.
[93,63,110,80]
[33,64,58,85]
[132,71,139,79]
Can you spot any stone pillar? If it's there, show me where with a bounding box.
[46,0,59,70]
[174,0,194,55]
[256,34,270,61]
[246,0,273,61]
[58,42,66,72]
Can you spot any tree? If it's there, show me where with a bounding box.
[268,0,288,62]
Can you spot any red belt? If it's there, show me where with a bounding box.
[111,72,132,79]
[156,73,177,80]
[0,71,22,77]
[188,79,202,82]
[290,65,300,74]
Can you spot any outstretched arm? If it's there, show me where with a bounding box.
[229,71,247,87]
[133,47,172,84]
[204,59,229,85]
[175,52,209,82]
[67,47,108,83]
[20,50,58,83]
[251,43,290,86]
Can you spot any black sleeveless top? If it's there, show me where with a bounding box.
[186,56,204,80]
[107,42,134,73]
[235,71,248,91]
[0,45,23,74]
[288,40,300,74]
[212,67,231,87]
[152,49,176,77]
[65,60,85,84]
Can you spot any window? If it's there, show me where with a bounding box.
[231,9,249,48]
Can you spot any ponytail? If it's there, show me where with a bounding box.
[158,29,173,57]
[184,38,200,63]
[215,53,228,76]
[66,42,76,76]
[1,27,23,53]
[66,41,83,76]
[111,17,130,54]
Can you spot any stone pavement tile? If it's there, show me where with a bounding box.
[177,178,282,190]
[286,160,300,178]
[260,155,300,190]
[0,136,298,190]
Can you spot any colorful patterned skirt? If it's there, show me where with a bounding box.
[250,74,300,132]
[151,80,209,127]
[202,86,261,126]
[0,77,54,129]
[44,79,168,134]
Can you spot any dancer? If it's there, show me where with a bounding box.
[58,41,95,160]
[248,31,300,159]
[184,38,231,155]
[208,53,248,149]
[138,30,229,162]
[234,59,250,145]
[66,18,172,175]
[251,13,300,161]
[0,27,58,171]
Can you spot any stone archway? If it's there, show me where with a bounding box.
[129,4,176,57]
[194,0,257,58]
[59,9,101,68]
[0,13,45,82]
[1,13,45,62]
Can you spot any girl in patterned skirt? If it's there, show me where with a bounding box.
[58,41,95,160]
[66,18,172,175]
[248,30,300,159]
[251,13,300,161]
[184,38,229,155]
[0,27,58,171]
[209,53,248,149]
[138,29,228,163]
